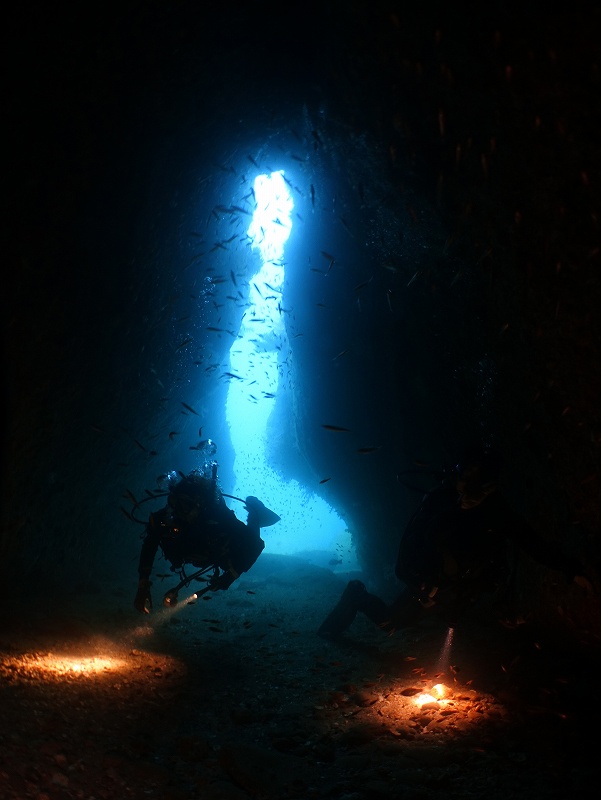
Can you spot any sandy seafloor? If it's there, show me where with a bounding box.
[1,553,597,799]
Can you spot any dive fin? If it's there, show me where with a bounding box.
[245,496,281,527]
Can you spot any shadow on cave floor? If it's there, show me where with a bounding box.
[1,553,599,799]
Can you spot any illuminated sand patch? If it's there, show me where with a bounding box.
[23,654,125,676]
[0,643,184,684]
[317,675,508,743]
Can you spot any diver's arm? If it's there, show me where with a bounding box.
[134,511,165,613]
[493,494,584,581]
[210,513,265,590]
[138,511,163,580]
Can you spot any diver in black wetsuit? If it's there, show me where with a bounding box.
[134,465,280,614]
[318,447,593,638]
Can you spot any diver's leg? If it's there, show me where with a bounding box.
[354,586,424,633]
[318,581,426,638]
[318,580,369,638]
[356,591,392,626]
[382,586,424,630]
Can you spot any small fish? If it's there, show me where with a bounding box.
[155,573,172,580]
[322,424,350,432]
[181,401,200,416]
[247,590,256,595]
[329,558,342,566]
[310,184,315,207]
[168,431,179,441]
[230,269,237,286]
[133,439,147,452]
[247,154,259,168]
[357,446,381,454]
[354,277,373,292]
[123,488,138,505]
[120,506,134,521]
[206,326,227,333]
[339,216,353,235]
[209,626,223,633]
[176,338,192,350]
[319,478,331,484]
[214,162,236,174]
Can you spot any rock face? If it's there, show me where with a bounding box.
[3,2,599,642]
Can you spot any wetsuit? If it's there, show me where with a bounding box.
[138,497,265,583]
[318,483,584,637]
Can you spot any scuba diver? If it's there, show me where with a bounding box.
[318,446,594,638]
[134,449,280,614]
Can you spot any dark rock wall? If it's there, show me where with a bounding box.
[3,2,600,634]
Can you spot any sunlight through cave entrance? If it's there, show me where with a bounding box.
[225,170,357,570]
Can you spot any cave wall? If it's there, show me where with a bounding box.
[3,2,600,634]
[274,116,474,579]
[272,3,601,631]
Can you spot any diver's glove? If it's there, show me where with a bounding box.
[163,589,178,608]
[418,585,439,609]
[134,579,152,614]
[573,574,595,598]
